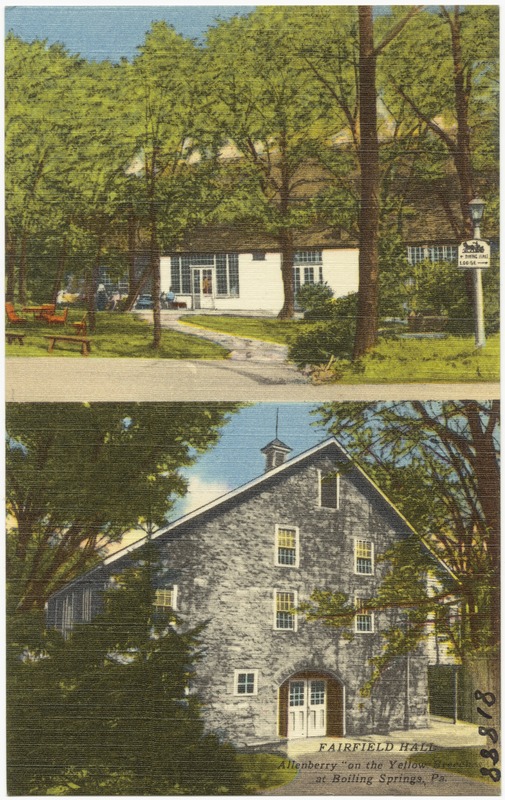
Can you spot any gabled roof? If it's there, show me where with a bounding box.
[47,436,456,602]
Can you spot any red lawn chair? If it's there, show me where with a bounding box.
[5,302,27,325]
[46,307,68,325]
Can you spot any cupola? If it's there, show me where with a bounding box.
[261,438,292,472]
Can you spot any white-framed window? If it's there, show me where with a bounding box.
[274,590,298,631]
[294,250,323,264]
[318,470,340,509]
[354,539,374,575]
[407,245,457,265]
[355,597,374,633]
[275,525,299,567]
[154,586,178,611]
[234,669,259,696]
[170,254,239,297]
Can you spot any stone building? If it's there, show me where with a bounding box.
[46,437,431,746]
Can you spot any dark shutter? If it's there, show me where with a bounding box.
[326,678,344,736]
[278,682,289,737]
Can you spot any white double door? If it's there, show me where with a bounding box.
[288,678,327,738]
[192,267,214,309]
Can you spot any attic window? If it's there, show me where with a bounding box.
[251,251,266,261]
[319,471,340,509]
[154,587,178,611]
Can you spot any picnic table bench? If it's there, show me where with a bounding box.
[44,333,91,356]
[6,331,26,345]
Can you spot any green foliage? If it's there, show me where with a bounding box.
[296,282,334,320]
[312,334,499,384]
[6,402,239,610]
[288,294,357,364]
[314,402,500,657]
[7,556,246,795]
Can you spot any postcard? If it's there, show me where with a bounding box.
[4,4,500,798]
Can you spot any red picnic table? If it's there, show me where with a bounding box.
[22,304,55,320]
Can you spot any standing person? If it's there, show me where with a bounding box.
[96,283,108,311]
[160,291,167,309]
[166,287,175,308]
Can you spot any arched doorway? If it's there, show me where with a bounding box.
[278,670,345,739]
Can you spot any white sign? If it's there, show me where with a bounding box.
[458,239,491,269]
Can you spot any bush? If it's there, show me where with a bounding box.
[289,292,357,364]
[296,282,334,320]
[289,318,355,365]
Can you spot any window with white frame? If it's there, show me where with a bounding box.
[234,670,259,695]
[407,245,457,265]
[354,539,374,575]
[154,586,178,611]
[355,597,374,633]
[319,470,339,509]
[276,525,299,567]
[293,251,323,295]
[274,590,297,630]
[170,254,239,297]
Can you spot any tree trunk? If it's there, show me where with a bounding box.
[445,7,475,304]
[353,6,380,359]
[51,237,68,306]
[5,226,17,302]
[277,229,295,319]
[128,209,137,293]
[18,231,28,304]
[147,157,162,349]
[123,263,151,311]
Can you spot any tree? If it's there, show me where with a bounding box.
[312,401,499,660]
[6,402,239,611]
[293,6,420,354]
[206,8,338,319]
[5,35,82,303]
[129,22,211,347]
[383,5,499,240]
[7,552,245,795]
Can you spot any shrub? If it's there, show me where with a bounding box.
[289,318,355,365]
[296,282,334,320]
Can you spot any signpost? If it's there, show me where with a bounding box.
[458,200,489,348]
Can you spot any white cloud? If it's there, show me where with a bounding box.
[177,475,231,516]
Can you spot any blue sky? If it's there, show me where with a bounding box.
[5,6,254,61]
[173,403,329,517]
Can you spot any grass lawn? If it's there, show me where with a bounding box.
[179,314,303,345]
[236,752,296,792]
[6,310,228,359]
[318,334,500,383]
[409,747,490,783]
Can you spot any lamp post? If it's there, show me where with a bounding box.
[468,198,486,348]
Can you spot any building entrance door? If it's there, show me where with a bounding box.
[287,678,327,739]
[192,268,214,309]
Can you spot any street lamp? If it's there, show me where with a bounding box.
[469,198,486,348]
[469,198,486,239]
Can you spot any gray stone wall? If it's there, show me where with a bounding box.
[152,449,429,744]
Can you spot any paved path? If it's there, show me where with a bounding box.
[135,310,290,362]
[136,310,295,362]
[5,359,499,402]
[266,720,499,796]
